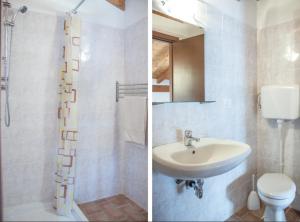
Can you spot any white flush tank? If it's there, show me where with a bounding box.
[261,85,300,120]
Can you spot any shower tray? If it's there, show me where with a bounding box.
[3,201,88,221]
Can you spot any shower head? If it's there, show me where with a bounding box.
[11,5,28,24]
[19,6,27,13]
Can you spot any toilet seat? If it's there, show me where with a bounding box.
[257,173,296,200]
[258,190,295,208]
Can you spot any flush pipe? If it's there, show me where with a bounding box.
[277,119,285,173]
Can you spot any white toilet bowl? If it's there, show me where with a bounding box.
[257,173,296,222]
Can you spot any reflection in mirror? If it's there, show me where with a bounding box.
[152,38,172,102]
[152,11,205,103]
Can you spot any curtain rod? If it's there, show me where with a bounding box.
[71,0,86,14]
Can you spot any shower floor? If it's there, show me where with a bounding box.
[4,201,84,221]
[79,194,147,221]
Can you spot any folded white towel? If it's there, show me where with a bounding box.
[122,96,147,146]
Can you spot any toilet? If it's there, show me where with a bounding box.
[257,173,296,221]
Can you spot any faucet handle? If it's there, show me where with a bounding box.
[184,130,192,138]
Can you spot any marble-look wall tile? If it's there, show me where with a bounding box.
[75,21,125,203]
[120,18,148,210]
[1,11,63,207]
[153,2,257,221]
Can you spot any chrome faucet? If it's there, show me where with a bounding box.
[184,130,200,147]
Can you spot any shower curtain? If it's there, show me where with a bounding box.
[55,14,81,216]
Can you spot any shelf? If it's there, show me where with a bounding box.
[152,101,216,105]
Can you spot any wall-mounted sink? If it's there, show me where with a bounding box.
[153,138,251,179]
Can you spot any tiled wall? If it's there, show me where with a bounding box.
[1,11,63,207]
[152,1,257,221]
[257,0,300,211]
[76,1,148,208]
[75,21,125,203]
[120,17,148,210]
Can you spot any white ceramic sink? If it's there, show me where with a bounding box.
[153,138,251,179]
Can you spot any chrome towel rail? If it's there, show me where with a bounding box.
[116,81,147,102]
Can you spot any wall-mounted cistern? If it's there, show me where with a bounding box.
[1,2,28,127]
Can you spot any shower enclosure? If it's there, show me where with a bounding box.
[0,0,148,221]
[1,1,84,220]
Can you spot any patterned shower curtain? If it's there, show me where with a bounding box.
[55,14,81,216]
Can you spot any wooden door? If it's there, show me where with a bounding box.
[172,35,205,102]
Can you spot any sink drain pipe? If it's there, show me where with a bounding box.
[176,179,204,199]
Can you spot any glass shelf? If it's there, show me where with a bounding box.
[152,101,216,105]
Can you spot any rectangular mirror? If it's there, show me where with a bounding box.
[152,11,205,103]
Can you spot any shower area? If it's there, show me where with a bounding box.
[0,0,148,221]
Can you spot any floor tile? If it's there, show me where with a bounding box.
[79,195,147,222]
[226,205,300,222]
[240,212,262,222]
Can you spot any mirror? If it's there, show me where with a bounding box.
[152,11,205,103]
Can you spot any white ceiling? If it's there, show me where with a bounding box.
[9,0,147,29]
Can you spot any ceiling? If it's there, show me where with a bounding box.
[9,0,147,29]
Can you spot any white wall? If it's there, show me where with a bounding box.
[1,11,63,207]
[120,16,148,210]
[202,0,257,28]
[10,0,148,29]
[76,0,149,209]
[153,0,257,28]
[152,0,257,221]
[257,0,300,29]
[125,0,148,28]
[75,21,125,203]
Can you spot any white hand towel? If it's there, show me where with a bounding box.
[122,96,147,146]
